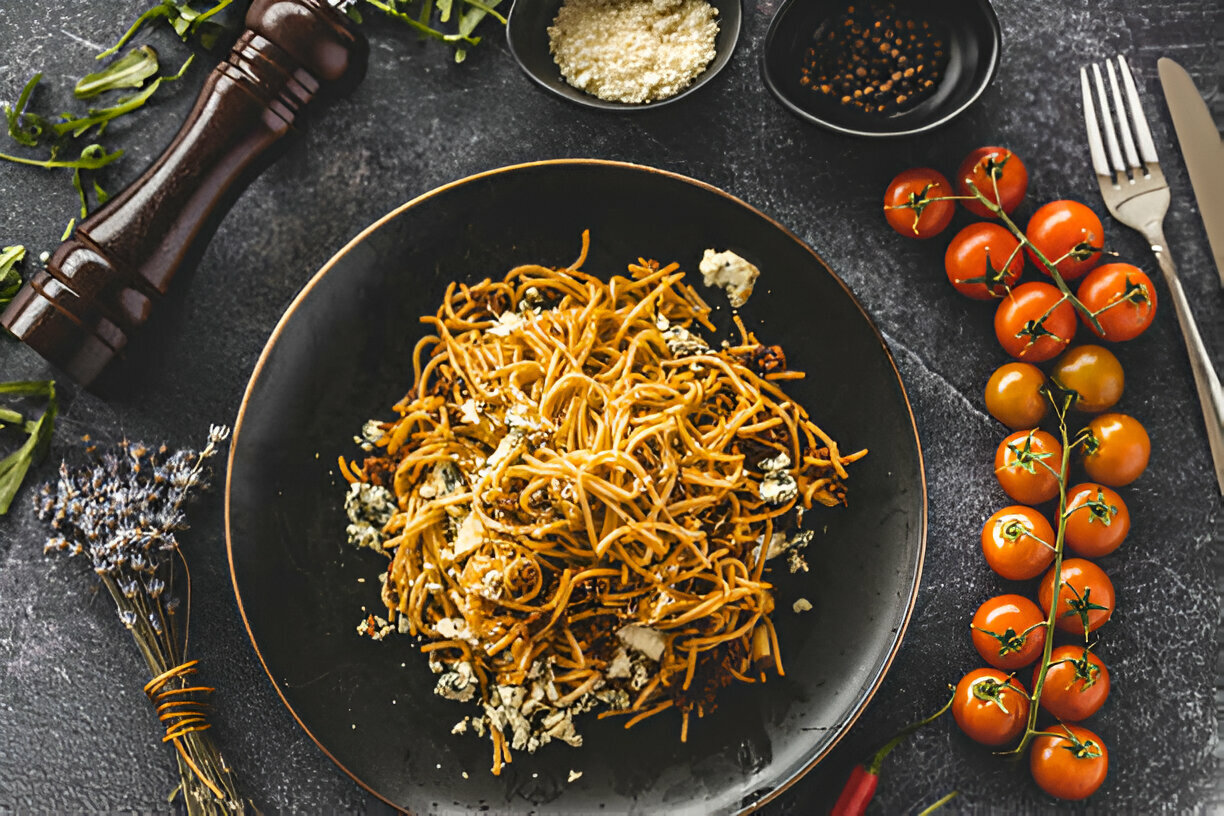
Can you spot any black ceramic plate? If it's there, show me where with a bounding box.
[227,160,925,814]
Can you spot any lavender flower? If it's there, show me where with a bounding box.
[36,424,247,814]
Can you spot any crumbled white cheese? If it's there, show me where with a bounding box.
[488,311,525,336]
[451,512,485,561]
[662,323,710,357]
[426,461,463,498]
[548,0,719,105]
[435,661,477,702]
[458,399,482,425]
[758,452,798,506]
[568,770,583,783]
[484,429,524,472]
[606,646,632,679]
[618,624,666,662]
[699,248,760,308]
[793,598,813,614]
[343,482,395,552]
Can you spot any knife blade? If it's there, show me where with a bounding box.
[1158,57,1224,287]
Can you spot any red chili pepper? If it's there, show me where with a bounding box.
[831,763,879,816]
[829,689,956,816]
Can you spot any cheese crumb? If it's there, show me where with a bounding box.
[548,0,719,104]
[793,597,813,614]
[700,249,760,307]
[568,769,583,783]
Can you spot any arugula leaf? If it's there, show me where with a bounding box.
[75,46,161,99]
[97,0,237,59]
[0,246,25,311]
[360,0,507,61]
[4,74,51,148]
[0,380,57,516]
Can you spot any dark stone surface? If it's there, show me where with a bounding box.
[0,0,1220,813]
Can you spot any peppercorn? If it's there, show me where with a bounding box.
[799,0,948,114]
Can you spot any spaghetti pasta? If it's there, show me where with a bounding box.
[342,232,865,773]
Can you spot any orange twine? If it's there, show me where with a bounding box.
[143,659,224,801]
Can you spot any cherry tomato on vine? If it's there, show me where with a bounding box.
[1029,724,1108,800]
[1076,263,1158,341]
[985,362,1048,430]
[1064,482,1130,557]
[981,505,1056,580]
[945,222,1024,299]
[1038,558,1115,635]
[883,168,956,239]
[971,594,1047,670]
[994,282,1077,362]
[1025,201,1105,281]
[1081,412,1151,486]
[952,668,1030,746]
[1050,345,1124,413]
[995,429,1062,504]
[956,146,1029,218]
[1033,644,1111,722]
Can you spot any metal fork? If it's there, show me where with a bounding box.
[1081,55,1224,495]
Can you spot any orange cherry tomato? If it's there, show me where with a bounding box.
[1081,412,1151,486]
[1030,724,1108,800]
[1025,200,1105,281]
[956,146,1029,218]
[971,594,1047,670]
[1050,345,1124,413]
[994,282,1077,362]
[981,505,1056,580]
[884,168,956,239]
[1076,263,1158,341]
[1038,558,1115,635]
[1064,482,1130,557]
[945,222,1025,299]
[985,362,1048,430]
[995,429,1062,504]
[1033,644,1110,722]
[952,668,1030,746]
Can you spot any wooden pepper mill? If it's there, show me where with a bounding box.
[0,0,367,386]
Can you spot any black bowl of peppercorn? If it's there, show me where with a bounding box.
[762,0,1000,137]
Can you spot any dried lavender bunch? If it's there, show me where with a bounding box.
[37,425,251,816]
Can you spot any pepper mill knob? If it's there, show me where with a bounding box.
[0,0,367,386]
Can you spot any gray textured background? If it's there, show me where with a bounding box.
[0,0,1221,813]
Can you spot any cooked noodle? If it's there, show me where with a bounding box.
[341,231,865,773]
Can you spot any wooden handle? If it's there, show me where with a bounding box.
[0,0,367,385]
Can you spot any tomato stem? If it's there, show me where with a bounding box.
[1004,389,1073,756]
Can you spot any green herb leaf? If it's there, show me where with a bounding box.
[4,74,50,148]
[98,0,237,59]
[0,246,25,310]
[0,379,57,516]
[75,46,161,99]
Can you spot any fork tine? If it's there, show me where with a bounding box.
[1091,63,1126,175]
[1080,67,1112,178]
[1106,59,1141,169]
[1118,55,1159,164]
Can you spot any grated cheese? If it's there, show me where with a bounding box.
[548,0,720,105]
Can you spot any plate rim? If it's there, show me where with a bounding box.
[224,157,928,813]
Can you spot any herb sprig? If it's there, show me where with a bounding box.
[0,379,57,515]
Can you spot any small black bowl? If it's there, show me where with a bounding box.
[762,0,1000,137]
[506,0,742,111]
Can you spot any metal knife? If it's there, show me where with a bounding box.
[1158,57,1224,287]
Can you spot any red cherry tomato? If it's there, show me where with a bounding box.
[995,429,1062,504]
[1038,558,1115,635]
[1033,644,1110,722]
[952,668,1030,746]
[984,363,1048,430]
[971,594,1047,670]
[1076,263,1158,341]
[1082,412,1151,486]
[956,146,1029,218]
[981,505,1056,580]
[1050,345,1124,413]
[994,282,1077,362]
[884,168,956,239]
[945,222,1025,299]
[1025,201,1105,281]
[1030,724,1108,800]
[1064,482,1130,557]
